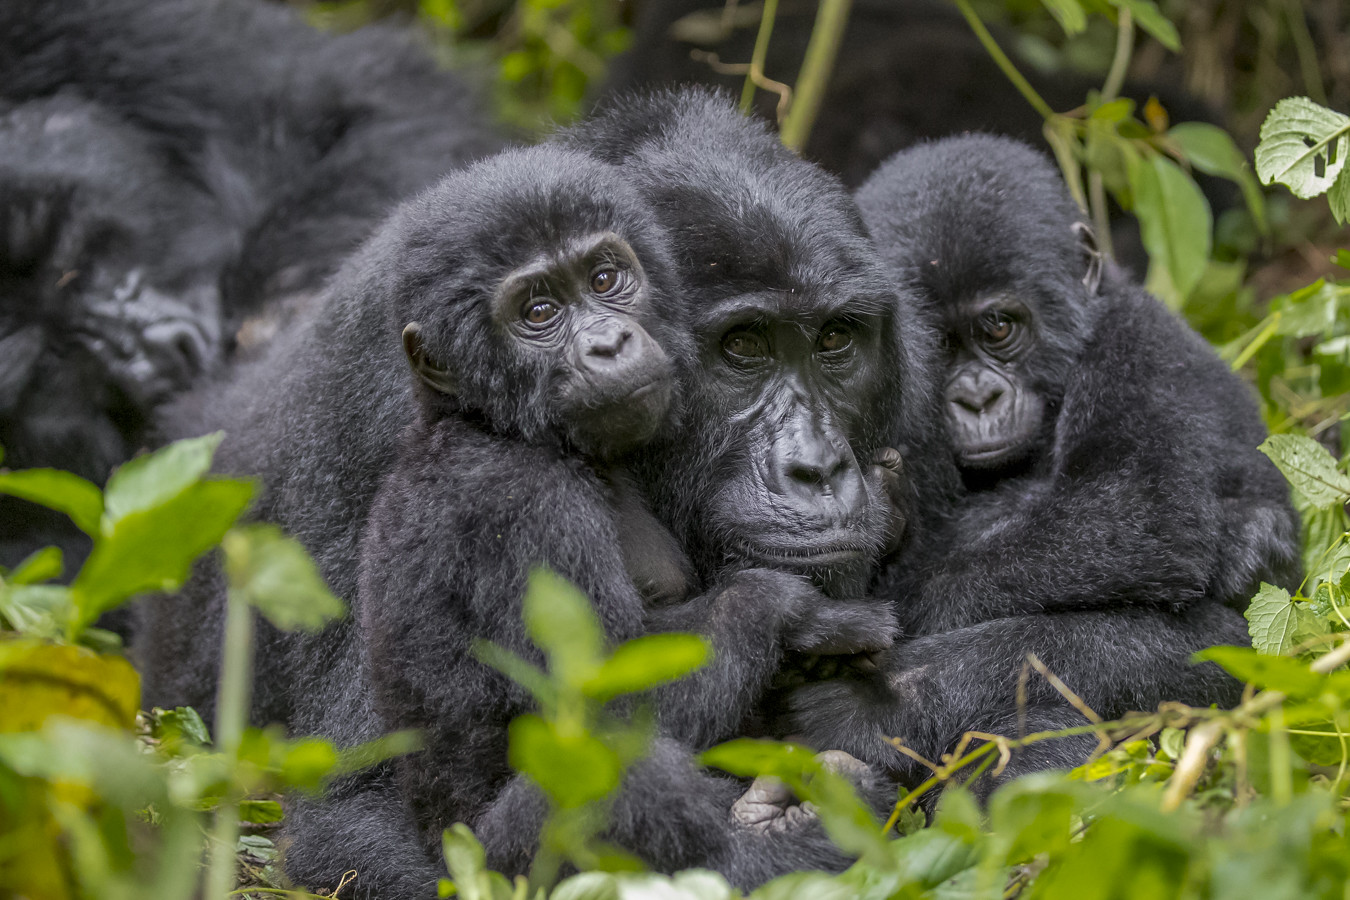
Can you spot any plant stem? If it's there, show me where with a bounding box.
[1100,8,1134,104]
[205,588,255,899]
[779,0,852,151]
[740,0,780,113]
[952,0,1054,121]
[1284,0,1328,106]
[1088,170,1115,259]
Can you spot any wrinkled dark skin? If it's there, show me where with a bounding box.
[780,135,1300,798]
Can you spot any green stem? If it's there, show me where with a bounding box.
[1284,0,1328,106]
[1269,702,1293,805]
[205,588,255,899]
[740,0,780,113]
[952,0,1054,121]
[1088,170,1115,259]
[779,0,853,151]
[1100,8,1133,104]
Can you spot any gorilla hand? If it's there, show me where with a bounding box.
[868,447,909,560]
[731,750,878,833]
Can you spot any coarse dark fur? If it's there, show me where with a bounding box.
[780,135,1300,794]
[0,0,502,573]
[139,131,901,895]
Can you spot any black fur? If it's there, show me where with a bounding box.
[780,135,1299,793]
[0,0,501,571]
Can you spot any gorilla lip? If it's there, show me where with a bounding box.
[740,541,867,567]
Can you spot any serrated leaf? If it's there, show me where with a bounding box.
[71,478,255,632]
[584,633,711,702]
[1259,434,1350,507]
[0,468,103,536]
[222,524,344,633]
[1255,97,1350,199]
[1168,122,1268,233]
[1131,153,1212,306]
[103,432,224,524]
[1109,0,1179,51]
[1242,583,1325,655]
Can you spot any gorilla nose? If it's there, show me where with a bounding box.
[141,318,211,386]
[772,414,866,522]
[950,372,1004,414]
[582,321,632,361]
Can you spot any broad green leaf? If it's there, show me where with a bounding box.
[1329,166,1350,224]
[1109,0,1179,51]
[509,714,622,809]
[885,827,983,890]
[1168,121,1268,233]
[584,633,711,702]
[442,824,516,900]
[1259,434,1350,507]
[1271,279,1340,338]
[522,568,603,687]
[0,584,72,639]
[150,706,212,747]
[222,524,344,633]
[102,432,224,524]
[1243,582,1325,655]
[278,736,341,792]
[550,872,620,900]
[1255,97,1350,200]
[1197,646,1324,696]
[71,478,255,631]
[1038,0,1087,36]
[0,468,103,536]
[1131,153,1212,306]
[988,775,1077,865]
[0,638,140,730]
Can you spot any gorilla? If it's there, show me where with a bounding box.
[140,92,914,894]
[779,135,1300,795]
[0,95,232,568]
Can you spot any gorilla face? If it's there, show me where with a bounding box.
[941,293,1047,471]
[0,96,233,482]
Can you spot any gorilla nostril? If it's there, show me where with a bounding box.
[586,326,631,358]
[143,319,210,381]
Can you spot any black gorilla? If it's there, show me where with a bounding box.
[0,0,502,570]
[354,144,894,892]
[0,95,232,568]
[140,93,912,894]
[781,135,1300,793]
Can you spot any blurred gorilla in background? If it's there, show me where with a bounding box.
[0,0,503,572]
[779,135,1299,795]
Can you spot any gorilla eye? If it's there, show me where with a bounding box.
[523,298,561,326]
[722,330,768,360]
[590,265,622,295]
[817,324,853,354]
[979,312,1015,345]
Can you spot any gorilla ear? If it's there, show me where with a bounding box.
[1071,222,1104,296]
[402,322,458,395]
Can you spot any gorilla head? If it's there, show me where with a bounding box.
[0,95,231,483]
[379,145,688,462]
[558,89,908,593]
[856,133,1103,479]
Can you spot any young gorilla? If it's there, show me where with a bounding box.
[781,134,1300,793]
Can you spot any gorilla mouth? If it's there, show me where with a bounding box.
[738,540,868,568]
[959,441,1021,465]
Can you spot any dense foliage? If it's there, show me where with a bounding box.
[2,1,1349,898]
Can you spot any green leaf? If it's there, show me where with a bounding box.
[509,714,622,809]
[1258,434,1350,507]
[1243,583,1325,655]
[7,547,63,586]
[988,775,1077,865]
[1329,167,1350,224]
[1168,122,1268,233]
[0,584,74,638]
[472,640,556,711]
[0,638,141,730]
[70,479,255,632]
[239,799,284,824]
[102,432,224,524]
[1109,0,1179,51]
[442,824,516,900]
[1131,153,1212,306]
[1255,97,1350,200]
[1196,646,1324,697]
[222,524,344,633]
[278,736,341,792]
[522,568,604,688]
[1038,0,1087,36]
[0,469,103,536]
[584,633,711,702]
